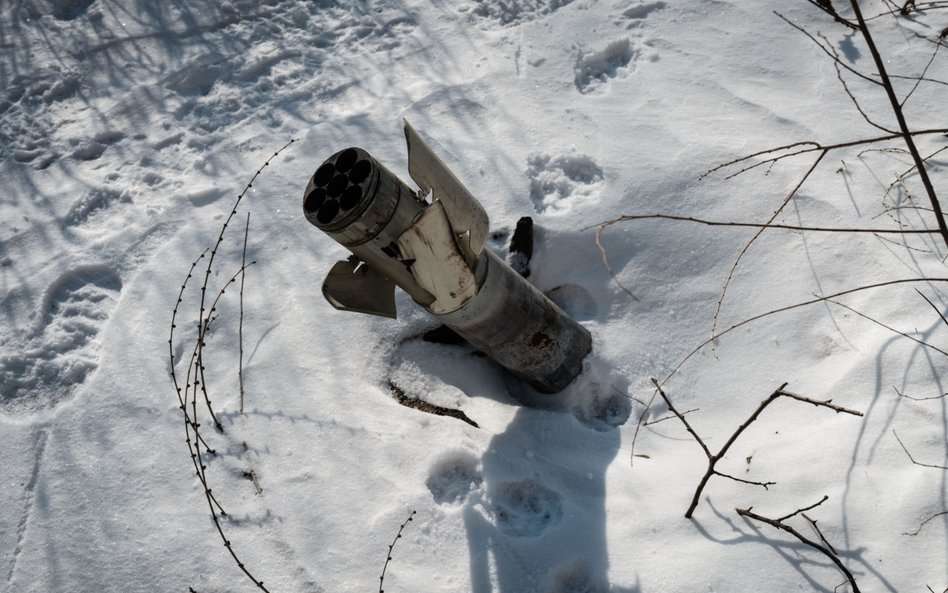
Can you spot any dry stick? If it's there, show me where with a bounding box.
[694,9,948,334]
[900,35,943,108]
[819,30,897,135]
[824,297,948,357]
[594,227,640,301]
[699,129,948,181]
[592,213,942,235]
[643,407,699,427]
[893,429,948,469]
[189,262,268,592]
[776,11,876,86]
[915,288,948,328]
[850,0,948,250]
[905,510,948,536]
[802,512,838,555]
[805,0,858,29]
[674,277,948,385]
[736,496,862,593]
[709,152,823,337]
[169,139,296,593]
[650,379,862,518]
[379,510,416,593]
[239,212,251,415]
[194,138,297,431]
[894,386,948,400]
[169,250,217,455]
[189,263,257,462]
[629,278,948,464]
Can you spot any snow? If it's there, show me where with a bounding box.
[1,1,946,592]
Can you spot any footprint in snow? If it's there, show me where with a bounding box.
[574,38,636,94]
[489,479,563,537]
[619,1,667,26]
[468,0,574,26]
[546,560,608,593]
[426,451,484,505]
[527,152,604,214]
[0,266,121,417]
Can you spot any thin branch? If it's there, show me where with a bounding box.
[379,510,416,593]
[825,297,948,357]
[777,11,876,84]
[894,386,948,400]
[644,408,699,426]
[668,278,948,386]
[850,0,948,250]
[737,497,861,593]
[915,288,948,328]
[650,379,861,518]
[905,510,948,536]
[589,213,941,235]
[806,0,859,29]
[168,138,296,593]
[700,129,948,180]
[893,429,948,469]
[818,30,897,134]
[803,512,838,555]
[594,225,640,301]
[710,152,824,336]
[239,213,251,415]
[780,495,831,522]
[900,35,943,107]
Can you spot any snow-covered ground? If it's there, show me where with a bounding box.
[1,1,946,592]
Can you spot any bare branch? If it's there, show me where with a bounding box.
[168,138,297,593]
[805,0,859,29]
[776,11,876,85]
[905,510,948,536]
[379,510,417,593]
[644,407,699,426]
[667,278,948,386]
[894,386,948,401]
[893,430,948,469]
[849,0,948,250]
[589,213,941,235]
[651,380,861,518]
[825,297,948,357]
[802,512,838,555]
[915,288,948,328]
[239,213,250,415]
[900,35,943,107]
[594,225,640,302]
[737,498,861,593]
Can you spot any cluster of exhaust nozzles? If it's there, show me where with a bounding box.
[302,121,591,394]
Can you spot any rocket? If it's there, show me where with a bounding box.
[302,121,591,394]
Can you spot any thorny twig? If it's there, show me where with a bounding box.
[239,212,251,414]
[379,510,416,593]
[650,379,863,519]
[737,496,862,593]
[169,138,296,593]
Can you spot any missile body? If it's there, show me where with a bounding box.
[303,123,591,394]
